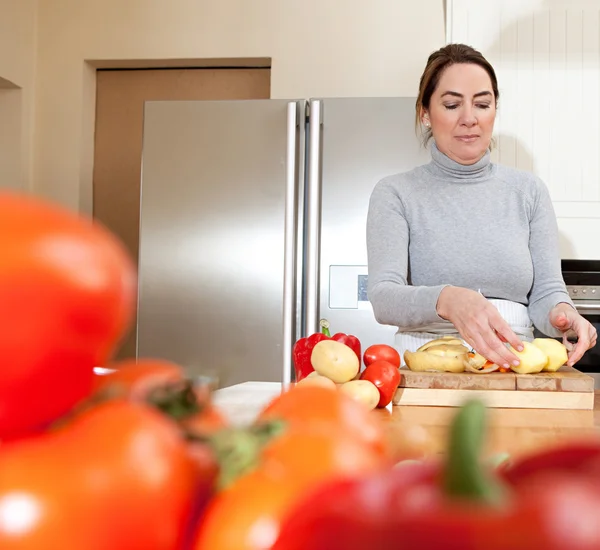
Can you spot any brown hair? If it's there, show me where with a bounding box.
[415,43,499,144]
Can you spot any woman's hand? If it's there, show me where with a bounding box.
[436,286,524,368]
[549,303,597,367]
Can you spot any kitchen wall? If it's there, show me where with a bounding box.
[32,0,446,214]
[0,0,37,191]
[448,0,600,259]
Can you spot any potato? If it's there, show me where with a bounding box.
[338,380,380,410]
[296,373,337,390]
[532,338,568,372]
[404,343,468,373]
[508,341,548,374]
[311,340,359,384]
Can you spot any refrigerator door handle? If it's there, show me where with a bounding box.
[282,101,301,388]
[304,99,323,337]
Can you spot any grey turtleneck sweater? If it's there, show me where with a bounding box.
[366,141,573,338]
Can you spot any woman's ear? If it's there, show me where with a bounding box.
[421,109,430,127]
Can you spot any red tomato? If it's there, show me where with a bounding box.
[192,427,388,550]
[363,344,401,368]
[0,400,212,550]
[359,360,401,408]
[94,358,228,436]
[94,358,185,400]
[192,469,304,550]
[0,192,136,440]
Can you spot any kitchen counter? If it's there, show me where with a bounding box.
[213,382,600,460]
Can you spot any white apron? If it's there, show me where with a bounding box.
[394,299,534,354]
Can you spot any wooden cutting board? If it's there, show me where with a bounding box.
[392,365,595,410]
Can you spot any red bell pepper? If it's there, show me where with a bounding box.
[359,359,400,408]
[272,400,600,550]
[292,319,361,381]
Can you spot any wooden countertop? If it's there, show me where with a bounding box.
[213,382,600,460]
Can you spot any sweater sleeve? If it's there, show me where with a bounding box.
[526,177,574,337]
[366,178,449,328]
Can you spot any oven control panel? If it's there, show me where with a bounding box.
[567,285,600,300]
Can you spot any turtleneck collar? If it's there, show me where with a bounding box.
[426,140,494,182]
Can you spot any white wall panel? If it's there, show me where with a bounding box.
[448,0,600,260]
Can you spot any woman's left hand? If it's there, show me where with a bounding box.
[549,303,597,367]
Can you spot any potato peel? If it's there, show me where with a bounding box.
[417,337,464,352]
[404,349,466,373]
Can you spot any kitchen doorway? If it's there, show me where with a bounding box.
[92,66,271,360]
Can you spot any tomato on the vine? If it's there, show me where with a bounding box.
[0,192,136,440]
[192,418,388,550]
[93,358,185,399]
[94,358,228,436]
[191,386,393,550]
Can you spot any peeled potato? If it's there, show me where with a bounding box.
[532,338,568,372]
[311,340,359,384]
[338,380,380,410]
[417,336,464,352]
[509,341,548,374]
[296,373,337,390]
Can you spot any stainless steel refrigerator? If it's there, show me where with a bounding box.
[136,97,431,388]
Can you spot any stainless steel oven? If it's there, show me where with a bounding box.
[536,260,600,387]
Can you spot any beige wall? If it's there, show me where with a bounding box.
[32,0,446,212]
[0,0,37,191]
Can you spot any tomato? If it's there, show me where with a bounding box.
[93,358,185,400]
[192,427,388,550]
[0,399,213,550]
[0,192,136,440]
[363,344,401,368]
[257,385,391,458]
[261,429,388,483]
[94,358,228,436]
[192,469,304,550]
[182,404,228,435]
[359,359,401,408]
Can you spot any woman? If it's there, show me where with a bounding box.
[366,43,596,369]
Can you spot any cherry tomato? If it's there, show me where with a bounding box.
[0,192,136,440]
[0,400,212,550]
[363,344,401,369]
[359,359,401,408]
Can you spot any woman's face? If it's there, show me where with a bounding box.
[422,63,496,165]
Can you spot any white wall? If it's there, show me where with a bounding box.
[448,0,600,259]
[0,0,37,191]
[32,0,446,212]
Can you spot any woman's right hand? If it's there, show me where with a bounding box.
[436,286,524,368]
